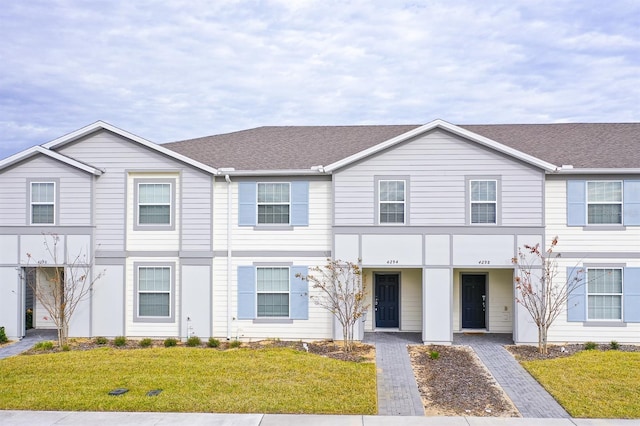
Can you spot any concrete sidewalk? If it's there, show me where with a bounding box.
[1,411,639,425]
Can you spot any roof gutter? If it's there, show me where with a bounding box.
[553,168,640,175]
[222,169,330,176]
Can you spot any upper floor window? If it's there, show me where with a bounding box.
[587,181,622,225]
[257,183,290,224]
[31,182,55,224]
[587,268,623,321]
[379,180,405,224]
[138,183,172,225]
[256,267,289,317]
[470,180,497,224]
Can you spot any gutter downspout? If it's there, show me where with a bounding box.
[225,174,232,341]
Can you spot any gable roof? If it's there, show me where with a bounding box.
[0,145,103,175]
[43,121,218,175]
[163,121,640,173]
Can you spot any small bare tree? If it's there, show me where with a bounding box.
[297,259,369,352]
[512,237,583,354]
[25,233,104,347]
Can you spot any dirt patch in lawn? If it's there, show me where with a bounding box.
[507,343,640,362]
[409,345,519,417]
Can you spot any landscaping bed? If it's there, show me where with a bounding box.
[409,345,519,417]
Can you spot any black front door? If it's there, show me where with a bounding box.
[375,274,399,328]
[461,274,486,329]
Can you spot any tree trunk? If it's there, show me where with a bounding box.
[538,325,548,354]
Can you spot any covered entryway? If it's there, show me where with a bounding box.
[374,273,400,328]
[461,274,486,329]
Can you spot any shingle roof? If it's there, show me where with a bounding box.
[162,122,640,171]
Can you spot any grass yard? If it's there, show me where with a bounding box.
[522,350,640,418]
[0,347,376,414]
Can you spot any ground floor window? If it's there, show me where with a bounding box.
[138,266,171,317]
[256,267,289,317]
[587,268,622,320]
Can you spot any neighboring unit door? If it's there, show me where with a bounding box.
[375,274,399,328]
[461,274,486,329]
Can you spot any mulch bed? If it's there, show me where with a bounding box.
[507,343,640,361]
[409,345,519,417]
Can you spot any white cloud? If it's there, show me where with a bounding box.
[0,0,638,159]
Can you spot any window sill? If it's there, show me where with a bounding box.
[252,318,293,324]
[252,225,295,231]
[583,321,627,327]
[582,225,626,231]
[133,317,174,323]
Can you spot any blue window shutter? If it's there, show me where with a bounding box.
[291,181,309,226]
[623,181,640,226]
[290,266,309,320]
[624,268,640,323]
[237,266,255,319]
[567,180,586,226]
[238,182,256,226]
[567,266,586,322]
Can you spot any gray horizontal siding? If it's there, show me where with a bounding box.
[334,129,544,227]
[57,130,213,251]
[0,155,91,226]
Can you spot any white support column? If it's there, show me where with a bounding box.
[423,268,453,344]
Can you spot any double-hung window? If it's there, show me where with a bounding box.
[31,182,55,224]
[587,268,623,320]
[137,266,171,318]
[470,180,497,224]
[138,183,172,225]
[587,181,622,225]
[257,183,290,224]
[379,180,405,224]
[256,267,289,317]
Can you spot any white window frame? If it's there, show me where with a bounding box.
[30,181,56,225]
[470,179,497,224]
[256,266,290,318]
[136,265,172,319]
[378,179,406,224]
[586,181,623,225]
[136,182,173,227]
[257,182,291,225]
[587,268,623,321]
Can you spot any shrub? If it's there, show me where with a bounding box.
[25,309,33,329]
[114,336,127,347]
[34,341,54,351]
[229,340,242,349]
[94,336,108,345]
[207,337,220,348]
[584,341,597,350]
[139,338,152,348]
[0,326,8,344]
[186,336,201,347]
[61,344,70,352]
[429,350,440,360]
[610,340,620,350]
[164,338,178,347]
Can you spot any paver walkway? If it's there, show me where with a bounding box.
[453,333,570,418]
[0,329,58,360]
[363,332,425,416]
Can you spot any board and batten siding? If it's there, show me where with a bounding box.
[56,130,212,252]
[333,129,544,227]
[212,179,332,252]
[0,155,92,226]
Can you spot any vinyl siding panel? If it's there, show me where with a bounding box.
[181,171,213,251]
[57,130,212,251]
[211,256,333,340]
[545,177,640,251]
[213,179,332,253]
[334,129,544,226]
[0,155,91,226]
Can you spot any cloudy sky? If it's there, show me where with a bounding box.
[1,0,638,159]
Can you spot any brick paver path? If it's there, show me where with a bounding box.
[363,332,425,416]
[454,333,570,418]
[0,329,58,360]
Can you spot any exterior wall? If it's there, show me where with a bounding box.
[92,264,125,337]
[0,267,21,339]
[452,268,514,333]
[541,175,640,344]
[333,128,544,227]
[0,155,92,227]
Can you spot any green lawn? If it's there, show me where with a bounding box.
[0,347,376,414]
[522,350,640,418]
